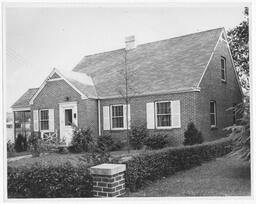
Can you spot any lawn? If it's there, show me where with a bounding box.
[7,149,144,168]
[127,156,251,197]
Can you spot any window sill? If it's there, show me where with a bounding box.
[156,126,180,130]
[110,128,127,131]
[210,126,218,130]
[221,79,227,84]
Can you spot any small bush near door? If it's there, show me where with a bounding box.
[70,127,96,153]
[97,133,115,152]
[129,124,148,150]
[14,134,28,152]
[183,122,204,146]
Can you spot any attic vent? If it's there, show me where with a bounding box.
[125,35,136,50]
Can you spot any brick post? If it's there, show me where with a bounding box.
[90,163,126,197]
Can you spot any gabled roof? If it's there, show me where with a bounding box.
[73,28,224,98]
[12,88,39,108]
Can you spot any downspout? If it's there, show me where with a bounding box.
[98,99,101,136]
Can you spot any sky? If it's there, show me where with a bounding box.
[4,3,247,112]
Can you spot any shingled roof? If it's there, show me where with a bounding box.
[73,28,223,98]
[12,88,39,108]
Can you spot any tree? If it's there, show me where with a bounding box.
[225,96,250,161]
[116,45,141,153]
[225,7,250,161]
[227,7,249,91]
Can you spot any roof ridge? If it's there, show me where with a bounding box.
[74,27,223,64]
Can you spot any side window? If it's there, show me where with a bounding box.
[221,56,226,82]
[40,110,49,130]
[111,105,124,129]
[210,101,217,128]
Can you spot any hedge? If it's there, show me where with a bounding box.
[119,137,233,192]
[8,162,93,198]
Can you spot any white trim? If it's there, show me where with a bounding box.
[29,68,87,105]
[110,104,126,130]
[39,109,50,131]
[58,101,78,106]
[12,107,30,111]
[48,78,64,82]
[210,101,217,128]
[197,29,223,87]
[98,100,101,136]
[155,101,172,129]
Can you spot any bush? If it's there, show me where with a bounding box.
[129,124,148,150]
[7,140,15,153]
[118,137,233,192]
[183,122,204,146]
[97,133,115,152]
[8,162,93,198]
[27,132,45,157]
[144,133,168,150]
[71,127,96,153]
[14,134,28,152]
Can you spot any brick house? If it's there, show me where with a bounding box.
[11,28,243,146]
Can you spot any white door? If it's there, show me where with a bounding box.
[59,102,78,146]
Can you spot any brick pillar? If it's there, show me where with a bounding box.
[90,163,126,197]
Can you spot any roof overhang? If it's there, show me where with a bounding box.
[12,106,31,112]
[29,68,88,105]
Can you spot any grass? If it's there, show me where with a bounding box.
[7,153,87,168]
[7,149,144,168]
[127,156,251,197]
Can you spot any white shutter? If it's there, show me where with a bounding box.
[49,109,54,132]
[103,106,110,130]
[171,100,181,128]
[123,104,131,129]
[146,102,155,129]
[33,110,39,131]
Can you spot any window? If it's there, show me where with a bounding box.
[221,57,226,81]
[65,109,73,126]
[111,105,124,129]
[156,101,171,127]
[40,110,49,130]
[210,101,217,127]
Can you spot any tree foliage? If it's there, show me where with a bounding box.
[227,7,249,91]
[225,96,250,161]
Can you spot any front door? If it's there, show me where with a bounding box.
[59,102,78,145]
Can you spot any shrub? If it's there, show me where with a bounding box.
[8,162,93,198]
[97,133,115,152]
[144,133,168,150]
[71,127,96,153]
[117,137,233,192]
[7,140,15,153]
[27,132,45,157]
[14,134,28,152]
[129,124,148,150]
[183,122,204,146]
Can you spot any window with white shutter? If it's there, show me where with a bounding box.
[154,100,181,129]
[40,109,49,131]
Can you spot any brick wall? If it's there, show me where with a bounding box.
[31,79,98,139]
[100,91,197,146]
[195,39,243,141]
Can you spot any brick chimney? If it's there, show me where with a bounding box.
[125,35,136,50]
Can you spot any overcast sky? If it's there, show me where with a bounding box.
[5,3,247,112]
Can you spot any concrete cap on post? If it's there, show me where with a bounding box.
[90,163,126,176]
